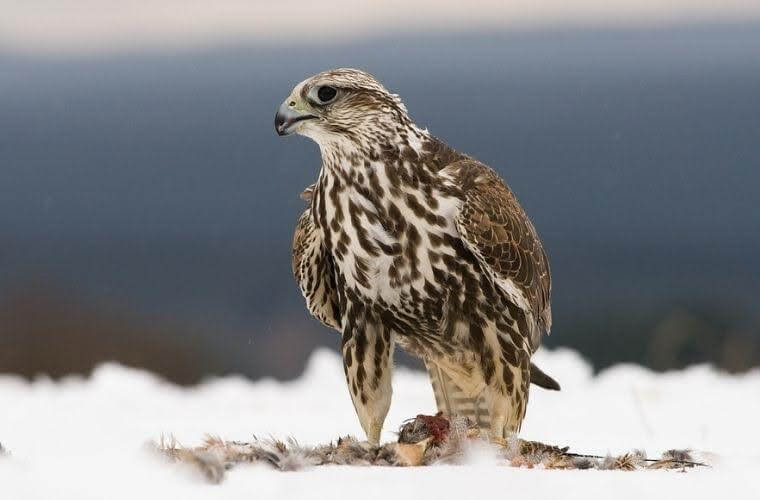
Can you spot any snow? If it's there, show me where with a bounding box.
[1,348,758,499]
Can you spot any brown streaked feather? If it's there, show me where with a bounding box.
[442,160,552,350]
[292,207,341,331]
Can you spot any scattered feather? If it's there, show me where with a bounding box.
[152,414,709,483]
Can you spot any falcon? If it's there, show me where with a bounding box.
[277,68,558,443]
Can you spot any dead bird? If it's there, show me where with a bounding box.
[154,414,708,483]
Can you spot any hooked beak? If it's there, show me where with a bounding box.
[275,100,317,136]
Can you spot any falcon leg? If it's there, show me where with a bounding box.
[425,359,491,429]
[340,309,394,444]
[482,369,526,439]
[481,328,531,439]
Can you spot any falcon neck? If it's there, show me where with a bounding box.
[316,125,459,185]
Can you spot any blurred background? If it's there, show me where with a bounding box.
[1,1,759,383]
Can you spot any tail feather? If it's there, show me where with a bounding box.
[529,362,561,391]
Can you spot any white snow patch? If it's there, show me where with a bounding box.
[1,348,758,499]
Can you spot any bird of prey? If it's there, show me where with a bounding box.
[277,68,558,443]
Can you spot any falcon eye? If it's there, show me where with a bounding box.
[316,86,337,103]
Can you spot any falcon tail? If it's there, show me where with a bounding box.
[528,362,561,391]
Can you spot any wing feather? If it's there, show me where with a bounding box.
[441,160,552,349]
[292,186,341,331]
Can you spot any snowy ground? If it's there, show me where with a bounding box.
[1,348,758,499]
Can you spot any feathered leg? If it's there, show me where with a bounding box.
[480,321,531,439]
[341,306,394,444]
[425,352,557,435]
[425,359,490,429]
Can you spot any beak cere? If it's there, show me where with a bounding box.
[275,100,316,136]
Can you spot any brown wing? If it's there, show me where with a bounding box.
[441,160,552,350]
[292,188,341,331]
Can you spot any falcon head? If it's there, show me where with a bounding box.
[274,68,410,145]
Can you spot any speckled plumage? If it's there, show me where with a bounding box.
[280,68,554,442]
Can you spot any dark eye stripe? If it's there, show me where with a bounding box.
[317,86,337,103]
